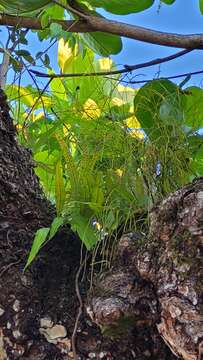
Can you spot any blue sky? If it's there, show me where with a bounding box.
[108,0,203,87]
[1,0,203,87]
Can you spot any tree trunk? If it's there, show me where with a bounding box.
[0,89,202,360]
[88,179,203,360]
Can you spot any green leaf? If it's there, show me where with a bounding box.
[84,0,154,15]
[15,49,31,57]
[49,23,63,38]
[191,142,203,175]
[81,32,122,56]
[183,87,203,128]
[161,0,176,4]
[23,54,35,64]
[0,0,51,14]
[159,92,183,124]
[48,217,64,240]
[71,214,97,249]
[199,0,203,13]
[6,85,35,107]
[24,227,50,270]
[43,54,50,67]
[15,49,35,64]
[134,79,179,141]
[40,12,50,29]
[45,2,65,19]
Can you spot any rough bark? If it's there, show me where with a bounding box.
[88,179,203,360]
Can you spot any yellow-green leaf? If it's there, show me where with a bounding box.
[24,227,50,270]
[48,216,64,240]
[55,160,65,216]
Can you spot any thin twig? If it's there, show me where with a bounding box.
[30,49,192,79]
[119,69,203,85]
[22,78,52,130]
[71,255,89,360]
[0,258,22,278]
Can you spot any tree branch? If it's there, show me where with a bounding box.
[1,14,203,49]
[30,49,192,79]
[120,69,203,85]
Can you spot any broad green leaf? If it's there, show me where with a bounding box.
[62,48,109,105]
[200,0,203,13]
[84,0,154,15]
[71,214,97,249]
[0,0,51,14]
[191,142,203,175]
[6,84,51,110]
[159,92,183,124]
[72,6,122,56]
[6,85,35,107]
[44,2,65,19]
[183,87,203,128]
[50,75,67,101]
[134,79,180,141]
[48,216,64,240]
[24,227,50,270]
[81,32,122,56]
[161,0,176,4]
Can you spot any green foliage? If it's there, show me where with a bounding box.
[0,0,178,15]
[134,79,203,194]
[3,1,203,267]
[7,42,203,267]
[1,0,203,59]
